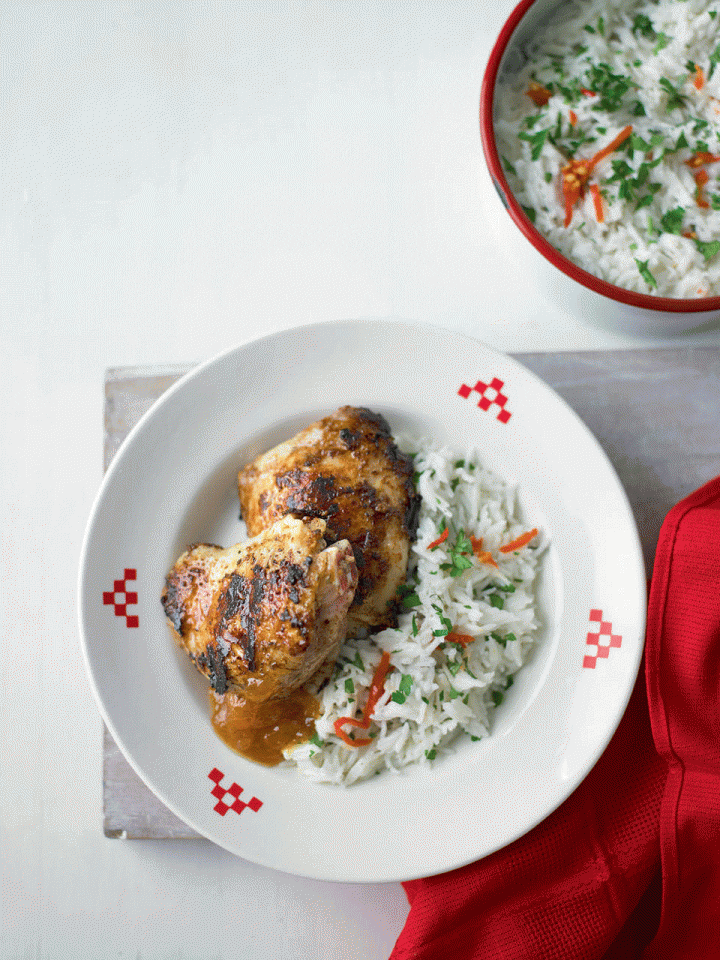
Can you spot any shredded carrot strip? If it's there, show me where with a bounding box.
[499,528,539,553]
[561,126,632,227]
[333,651,392,749]
[590,183,604,223]
[469,534,499,568]
[685,151,720,168]
[526,82,552,107]
[694,65,705,90]
[446,632,476,647]
[587,125,633,169]
[569,110,578,127]
[695,168,711,208]
[427,527,449,550]
[580,87,596,97]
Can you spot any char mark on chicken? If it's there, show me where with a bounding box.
[161,515,358,700]
[237,406,420,636]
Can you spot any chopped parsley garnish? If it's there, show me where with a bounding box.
[425,748,437,760]
[627,132,650,157]
[635,187,658,211]
[438,529,474,578]
[518,127,549,160]
[492,690,505,707]
[344,678,354,695]
[660,207,685,235]
[522,205,537,225]
[659,77,686,110]
[635,258,658,289]
[447,658,463,676]
[431,603,453,634]
[391,674,413,704]
[309,732,324,748]
[710,42,720,80]
[585,62,632,112]
[488,594,505,610]
[676,131,689,150]
[400,590,420,609]
[353,651,364,670]
[695,239,720,262]
[501,155,516,175]
[653,33,671,55]
[491,631,517,648]
[632,13,654,37]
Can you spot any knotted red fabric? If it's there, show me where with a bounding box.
[391,475,720,960]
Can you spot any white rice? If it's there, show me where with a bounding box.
[287,438,545,785]
[494,0,720,297]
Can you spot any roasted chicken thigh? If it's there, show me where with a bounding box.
[237,406,420,635]
[161,515,357,701]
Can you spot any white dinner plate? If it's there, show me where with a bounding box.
[78,319,646,882]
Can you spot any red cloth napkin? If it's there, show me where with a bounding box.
[391,475,720,960]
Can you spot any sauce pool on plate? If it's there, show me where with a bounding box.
[209,686,320,766]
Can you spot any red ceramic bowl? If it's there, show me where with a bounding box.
[480,0,720,334]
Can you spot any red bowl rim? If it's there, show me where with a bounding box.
[479,0,720,315]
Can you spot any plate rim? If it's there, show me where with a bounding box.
[78,317,647,882]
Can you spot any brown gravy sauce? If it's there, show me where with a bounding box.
[209,686,321,766]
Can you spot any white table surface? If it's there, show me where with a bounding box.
[3,2,720,958]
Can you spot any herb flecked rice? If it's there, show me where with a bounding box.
[286,438,546,786]
[494,0,720,297]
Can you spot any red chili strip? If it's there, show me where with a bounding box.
[427,527,449,550]
[334,651,392,749]
[333,717,372,748]
[695,168,710,209]
[362,651,392,722]
[526,82,552,107]
[446,631,476,647]
[499,528,539,553]
[590,183,604,223]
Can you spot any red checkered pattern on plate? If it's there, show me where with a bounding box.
[583,608,622,668]
[208,768,263,817]
[458,378,512,423]
[103,568,139,628]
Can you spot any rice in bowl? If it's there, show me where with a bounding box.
[287,438,546,785]
[494,0,720,298]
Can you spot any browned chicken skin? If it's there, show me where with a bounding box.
[237,406,420,636]
[161,515,358,701]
